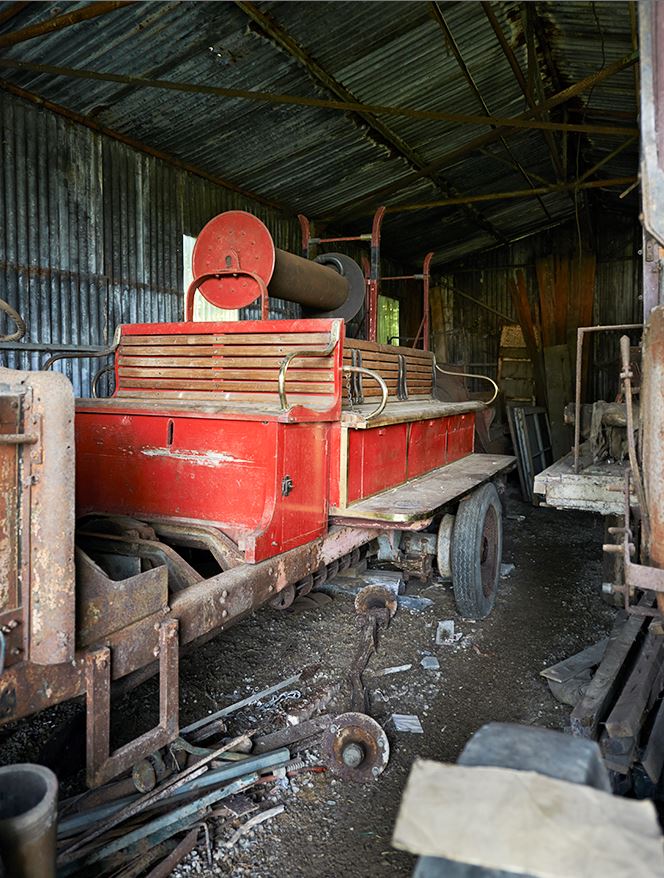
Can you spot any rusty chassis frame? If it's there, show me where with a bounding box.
[2,521,377,786]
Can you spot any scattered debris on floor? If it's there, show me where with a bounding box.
[391,715,424,734]
[0,501,617,877]
[435,620,461,646]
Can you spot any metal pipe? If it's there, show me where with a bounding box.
[0,342,106,353]
[0,2,129,49]
[0,57,638,137]
[60,773,259,875]
[41,326,121,371]
[58,748,289,839]
[434,362,499,405]
[270,248,348,310]
[620,335,651,550]
[573,324,643,473]
[0,764,58,878]
[329,51,639,221]
[389,177,636,213]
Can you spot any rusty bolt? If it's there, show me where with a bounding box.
[10,647,21,656]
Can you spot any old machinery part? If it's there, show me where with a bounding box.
[270,584,296,610]
[0,368,76,665]
[191,211,364,321]
[619,335,651,550]
[132,750,168,794]
[451,483,503,619]
[435,360,499,405]
[0,763,58,878]
[436,514,456,579]
[399,531,437,580]
[321,712,390,782]
[308,253,366,321]
[354,585,397,618]
[0,297,26,342]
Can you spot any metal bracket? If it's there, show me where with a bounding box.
[281,475,294,497]
[397,354,408,400]
[350,349,364,403]
[85,619,179,788]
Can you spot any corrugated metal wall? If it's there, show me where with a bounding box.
[0,90,303,396]
[435,212,642,400]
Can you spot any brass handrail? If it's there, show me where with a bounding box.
[342,365,389,421]
[41,325,122,371]
[434,360,499,405]
[278,322,341,410]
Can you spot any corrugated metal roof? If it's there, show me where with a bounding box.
[0,1,639,266]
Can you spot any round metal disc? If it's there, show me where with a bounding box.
[354,585,397,618]
[322,712,390,782]
[270,583,295,610]
[192,211,276,310]
[304,252,365,322]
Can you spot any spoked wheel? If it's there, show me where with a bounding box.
[451,482,503,619]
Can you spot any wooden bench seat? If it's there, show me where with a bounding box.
[342,338,433,404]
[114,322,341,412]
[341,398,484,428]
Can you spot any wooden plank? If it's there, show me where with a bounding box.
[118,367,334,381]
[121,343,332,358]
[331,453,514,521]
[120,347,216,358]
[604,621,664,738]
[553,256,569,345]
[599,729,636,775]
[544,344,573,460]
[119,378,333,393]
[122,332,332,346]
[116,388,331,404]
[341,399,483,427]
[570,601,652,739]
[536,256,557,349]
[540,638,609,683]
[642,696,664,782]
[344,338,433,360]
[509,270,547,408]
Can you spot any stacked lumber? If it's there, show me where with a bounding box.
[542,595,664,793]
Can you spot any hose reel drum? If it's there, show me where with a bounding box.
[189,210,365,323]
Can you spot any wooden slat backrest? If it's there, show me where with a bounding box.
[342,339,434,403]
[115,329,338,407]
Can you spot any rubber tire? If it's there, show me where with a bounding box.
[451,482,503,620]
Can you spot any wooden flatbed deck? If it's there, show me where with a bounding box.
[533,443,635,515]
[330,453,515,523]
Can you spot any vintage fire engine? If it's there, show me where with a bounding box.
[0,211,513,786]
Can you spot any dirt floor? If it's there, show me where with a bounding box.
[0,484,616,877]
